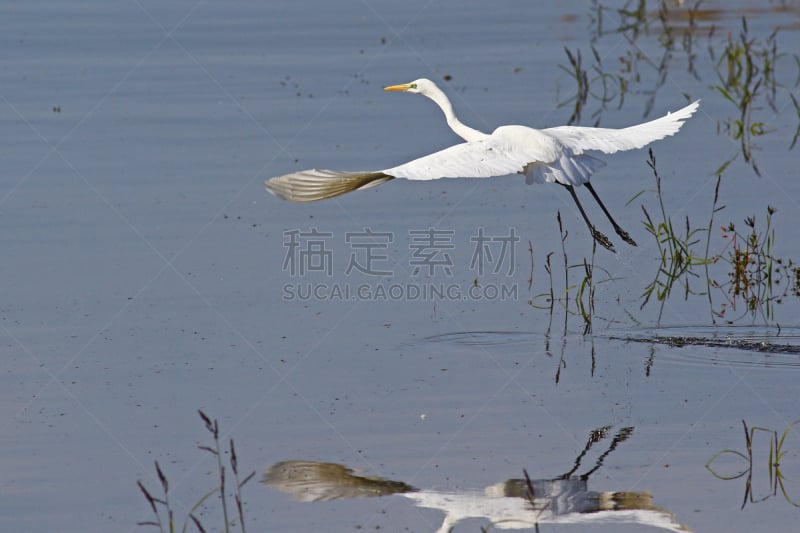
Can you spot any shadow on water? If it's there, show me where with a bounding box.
[264,426,693,532]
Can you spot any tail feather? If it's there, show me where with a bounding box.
[266,169,394,203]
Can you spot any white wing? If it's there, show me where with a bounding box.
[266,125,601,202]
[543,100,700,155]
[384,125,561,180]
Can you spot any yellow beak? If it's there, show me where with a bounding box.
[384,83,412,92]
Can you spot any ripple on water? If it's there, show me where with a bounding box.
[420,327,800,371]
[421,330,546,349]
[607,325,800,370]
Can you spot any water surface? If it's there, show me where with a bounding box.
[2,1,800,532]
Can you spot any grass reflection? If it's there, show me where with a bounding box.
[712,18,786,176]
[137,411,255,533]
[524,3,800,331]
[562,2,800,176]
[706,419,800,509]
[638,149,715,321]
[712,206,799,322]
[538,144,799,328]
[530,211,617,335]
[634,157,798,324]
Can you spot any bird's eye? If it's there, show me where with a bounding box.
[410,83,417,89]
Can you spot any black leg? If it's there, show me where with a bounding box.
[584,182,637,246]
[561,184,615,253]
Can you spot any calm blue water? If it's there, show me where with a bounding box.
[2,1,800,531]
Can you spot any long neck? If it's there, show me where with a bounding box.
[425,86,489,142]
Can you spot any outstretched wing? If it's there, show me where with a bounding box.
[542,100,700,155]
[266,126,581,201]
[384,125,560,180]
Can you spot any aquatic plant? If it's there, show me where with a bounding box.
[706,419,800,509]
[638,149,714,319]
[712,206,798,322]
[137,410,255,533]
[531,142,796,330]
[530,211,617,334]
[569,4,800,176]
[712,18,782,176]
[634,152,798,324]
[544,4,800,327]
[558,47,590,126]
[530,212,568,317]
[576,258,596,334]
[558,46,626,126]
[572,0,693,119]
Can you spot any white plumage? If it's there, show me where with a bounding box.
[266,78,699,251]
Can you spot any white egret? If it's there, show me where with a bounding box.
[266,78,699,251]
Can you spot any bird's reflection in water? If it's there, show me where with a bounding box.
[263,461,415,502]
[264,426,691,532]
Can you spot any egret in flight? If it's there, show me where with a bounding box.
[266,78,699,252]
